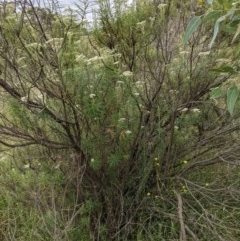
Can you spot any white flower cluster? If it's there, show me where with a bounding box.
[158,3,167,9]
[125,130,132,135]
[135,81,145,88]
[118,118,126,123]
[122,71,133,77]
[198,51,211,56]
[87,56,103,64]
[89,93,96,99]
[192,108,200,113]
[178,107,200,113]
[75,54,87,63]
[45,38,64,51]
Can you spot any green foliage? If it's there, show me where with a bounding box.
[184,0,240,115]
[183,16,202,43]
[0,0,240,240]
[227,85,239,115]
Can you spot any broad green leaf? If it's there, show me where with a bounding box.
[183,16,202,44]
[227,86,239,116]
[210,87,224,99]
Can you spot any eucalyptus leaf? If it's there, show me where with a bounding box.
[209,6,237,48]
[183,16,202,44]
[210,87,223,99]
[227,86,239,116]
[202,11,222,22]
[232,23,240,43]
[209,15,226,48]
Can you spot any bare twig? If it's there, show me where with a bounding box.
[176,192,187,241]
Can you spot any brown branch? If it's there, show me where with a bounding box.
[0,78,21,98]
[185,224,200,241]
[176,192,187,241]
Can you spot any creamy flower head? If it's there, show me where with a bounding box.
[26,42,41,49]
[125,130,132,135]
[137,20,146,26]
[180,108,188,112]
[198,51,211,56]
[87,56,103,64]
[135,81,145,88]
[192,108,200,113]
[136,20,146,30]
[89,93,96,98]
[117,81,124,84]
[17,57,26,64]
[158,3,167,9]
[118,118,126,122]
[122,71,133,77]
[45,38,64,51]
[23,163,30,169]
[76,54,87,62]
[21,96,28,102]
[180,51,189,55]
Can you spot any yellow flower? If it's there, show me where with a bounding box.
[182,185,188,193]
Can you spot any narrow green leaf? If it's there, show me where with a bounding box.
[209,66,237,74]
[183,16,201,44]
[217,0,223,4]
[108,154,120,168]
[202,11,222,22]
[227,86,239,116]
[232,23,240,43]
[209,15,226,48]
[209,8,236,48]
[232,13,240,22]
[220,24,236,34]
[89,158,101,170]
